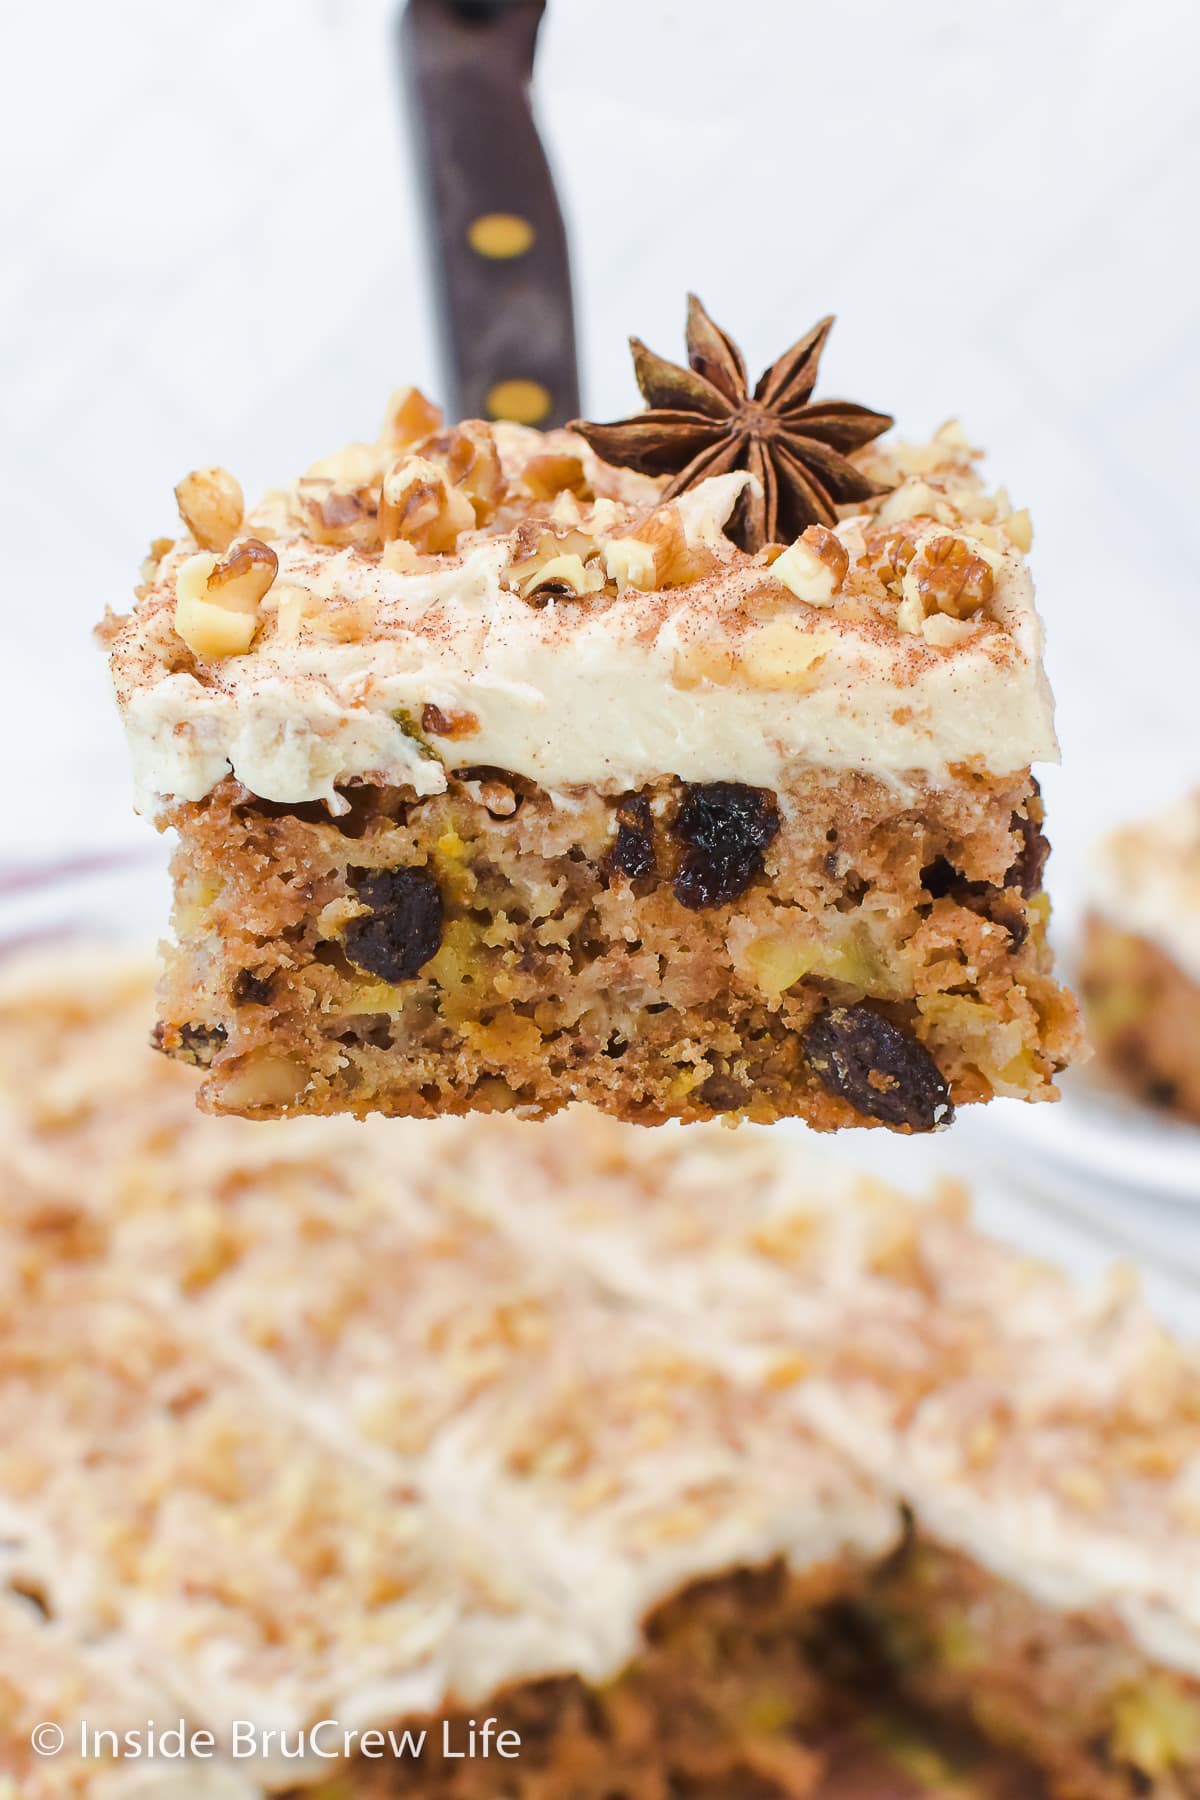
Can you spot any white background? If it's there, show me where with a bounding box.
[2,0,1198,882]
[2,1,1199,1289]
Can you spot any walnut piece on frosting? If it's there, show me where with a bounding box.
[297,479,382,554]
[378,455,475,554]
[739,620,837,690]
[381,383,443,448]
[890,531,1000,640]
[904,534,996,621]
[622,500,717,589]
[174,538,278,658]
[422,422,507,525]
[521,451,593,502]
[772,525,850,606]
[506,524,606,601]
[174,466,245,553]
[268,582,376,647]
[604,537,657,592]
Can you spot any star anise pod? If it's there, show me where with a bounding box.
[570,296,894,552]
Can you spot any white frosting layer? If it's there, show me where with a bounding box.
[113,476,1058,814]
[473,1133,1200,1685]
[1090,791,1200,984]
[799,1381,1200,1682]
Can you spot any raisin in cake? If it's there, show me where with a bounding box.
[102,300,1081,1127]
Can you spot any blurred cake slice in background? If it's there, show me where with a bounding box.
[100,300,1081,1129]
[1080,790,1200,1123]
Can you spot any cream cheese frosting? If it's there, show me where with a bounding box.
[1089,791,1200,985]
[106,426,1059,816]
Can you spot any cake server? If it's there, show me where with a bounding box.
[399,0,579,427]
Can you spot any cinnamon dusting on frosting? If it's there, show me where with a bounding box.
[104,387,1056,813]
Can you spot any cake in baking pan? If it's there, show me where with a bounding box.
[2,954,1192,1799]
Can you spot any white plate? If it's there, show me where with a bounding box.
[988,1071,1200,1207]
[987,866,1200,1209]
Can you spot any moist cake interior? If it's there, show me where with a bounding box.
[156,763,1075,1126]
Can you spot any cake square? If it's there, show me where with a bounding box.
[102,302,1081,1127]
[1081,789,1200,1123]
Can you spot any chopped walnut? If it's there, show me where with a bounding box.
[904,534,995,621]
[587,498,625,535]
[546,490,586,529]
[887,420,974,479]
[421,702,480,740]
[217,1049,309,1111]
[474,777,519,817]
[380,384,442,448]
[862,523,921,595]
[174,538,278,657]
[304,442,382,486]
[297,480,381,553]
[523,553,605,601]
[379,456,474,554]
[206,539,280,606]
[603,537,657,592]
[624,503,720,588]
[269,583,375,645]
[174,467,244,552]
[380,539,425,574]
[139,536,175,588]
[506,525,605,600]
[771,525,849,606]
[423,423,506,524]
[671,637,737,688]
[521,452,593,502]
[739,621,836,690]
[1004,507,1033,552]
[920,611,980,650]
[876,478,957,528]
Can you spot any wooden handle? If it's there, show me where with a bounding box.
[399,0,580,428]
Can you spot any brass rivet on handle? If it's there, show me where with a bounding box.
[485,379,552,425]
[467,212,536,259]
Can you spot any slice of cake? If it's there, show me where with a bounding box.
[1080,790,1200,1123]
[101,298,1080,1127]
